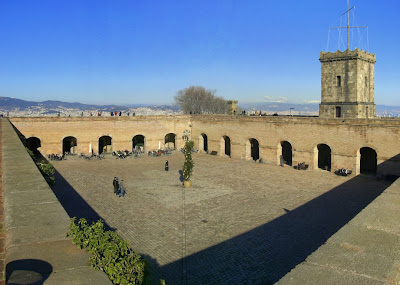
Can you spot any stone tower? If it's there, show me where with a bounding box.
[319,49,376,118]
[227,100,238,115]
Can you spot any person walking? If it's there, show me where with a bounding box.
[165,160,169,171]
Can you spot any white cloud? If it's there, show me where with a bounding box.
[305,100,320,104]
[263,96,288,103]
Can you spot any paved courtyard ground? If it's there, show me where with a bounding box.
[50,152,391,285]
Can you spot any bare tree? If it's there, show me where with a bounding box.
[174,86,228,114]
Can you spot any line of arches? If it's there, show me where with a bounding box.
[24,134,378,176]
[211,135,376,175]
[25,133,177,155]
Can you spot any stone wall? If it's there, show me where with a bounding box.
[10,116,190,155]
[9,115,400,176]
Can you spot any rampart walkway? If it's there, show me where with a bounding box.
[1,118,110,284]
[277,178,400,284]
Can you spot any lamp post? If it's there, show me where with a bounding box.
[290,108,295,116]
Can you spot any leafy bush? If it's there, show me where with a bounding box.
[38,160,55,186]
[182,140,194,181]
[67,218,164,285]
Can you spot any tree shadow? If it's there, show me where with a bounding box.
[6,259,52,285]
[141,254,166,285]
[160,155,399,285]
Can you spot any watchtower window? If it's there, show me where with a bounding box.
[365,76,368,87]
[336,76,341,87]
[335,106,342,118]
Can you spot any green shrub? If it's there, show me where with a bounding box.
[25,147,34,158]
[66,218,165,285]
[182,140,194,181]
[37,160,55,186]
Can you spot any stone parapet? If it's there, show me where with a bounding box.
[320,48,376,63]
[277,177,400,284]
[1,118,111,284]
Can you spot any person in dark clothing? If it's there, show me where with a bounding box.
[165,160,169,171]
[113,177,119,193]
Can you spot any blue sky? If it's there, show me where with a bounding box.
[0,0,399,106]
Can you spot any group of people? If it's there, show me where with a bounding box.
[113,177,126,197]
[110,111,136,117]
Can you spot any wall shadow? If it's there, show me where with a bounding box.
[51,167,113,230]
[160,155,399,285]
[6,259,52,285]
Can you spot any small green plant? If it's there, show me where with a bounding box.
[182,140,194,181]
[38,160,55,186]
[25,147,34,158]
[67,218,164,285]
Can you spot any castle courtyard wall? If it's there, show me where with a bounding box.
[9,115,400,176]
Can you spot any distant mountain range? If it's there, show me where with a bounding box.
[239,102,400,117]
[0,97,180,112]
[0,96,399,117]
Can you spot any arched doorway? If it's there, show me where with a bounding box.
[132,135,145,152]
[63,136,77,155]
[221,136,231,156]
[198,133,208,153]
[281,141,292,166]
[99,136,112,154]
[360,147,377,175]
[165,133,176,150]
[318,144,331,171]
[249,138,259,160]
[26,137,41,154]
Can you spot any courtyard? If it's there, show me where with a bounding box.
[50,151,391,284]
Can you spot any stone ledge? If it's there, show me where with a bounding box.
[1,119,111,284]
[277,178,400,284]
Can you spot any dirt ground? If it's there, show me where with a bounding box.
[51,151,390,284]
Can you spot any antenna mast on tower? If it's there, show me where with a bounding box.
[330,0,367,50]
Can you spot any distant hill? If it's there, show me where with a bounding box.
[0,96,398,117]
[239,102,320,116]
[0,96,179,112]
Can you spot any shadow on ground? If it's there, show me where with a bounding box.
[160,156,399,285]
[6,259,52,285]
[47,158,113,230]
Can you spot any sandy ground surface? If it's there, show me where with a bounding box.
[50,152,390,284]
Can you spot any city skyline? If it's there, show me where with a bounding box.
[1,0,399,106]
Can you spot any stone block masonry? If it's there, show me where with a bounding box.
[9,115,400,177]
[319,49,376,119]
